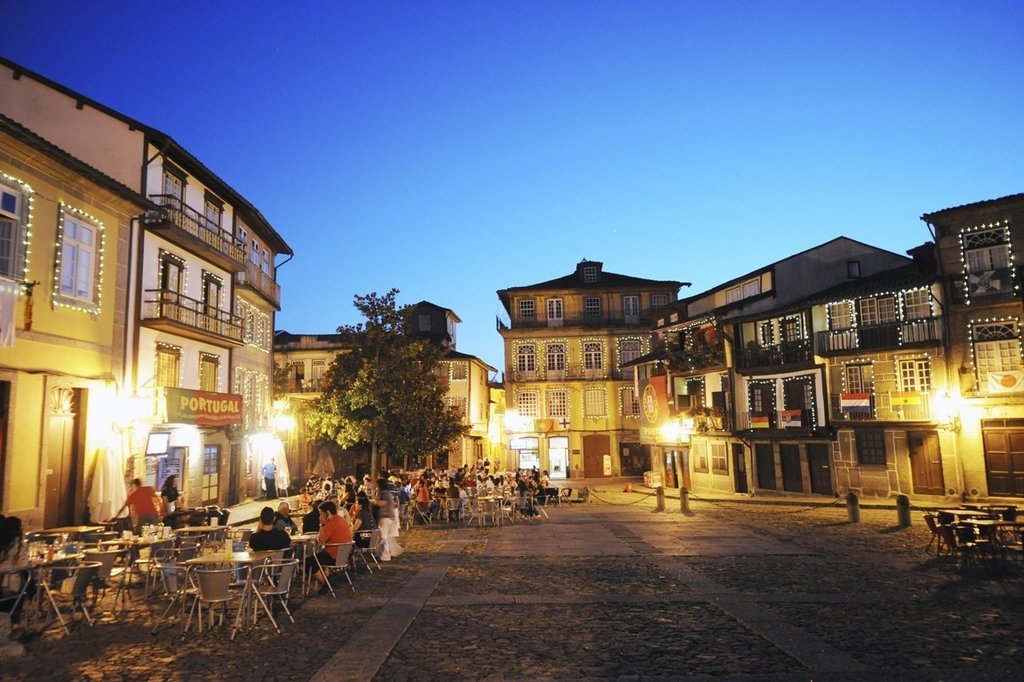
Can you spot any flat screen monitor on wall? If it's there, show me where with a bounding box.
[145,432,170,456]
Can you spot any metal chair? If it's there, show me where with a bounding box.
[354,529,382,573]
[444,497,462,524]
[42,561,102,634]
[313,542,355,598]
[84,547,130,609]
[184,567,239,635]
[253,559,298,627]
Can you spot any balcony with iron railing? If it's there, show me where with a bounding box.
[286,378,326,393]
[737,409,818,432]
[816,317,942,355]
[141,289,243,346]
[234,261,281,309]
[146,194,246,271]
[496,310,649,331]
[829,391,931,421]
[735,339,813,370]
[509,364,633,382]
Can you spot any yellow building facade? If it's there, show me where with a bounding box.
[498,260,682,479]
[0,115,146,527]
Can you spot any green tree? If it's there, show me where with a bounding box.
[304,289,467,477]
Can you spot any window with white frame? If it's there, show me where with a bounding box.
[516,390,539,417]
[0,178,28,280]
[546,343,566,371]
[964,228,1013,298]
[619,338,641,371]
[584,297,601,317]
[310,359,326,389]
[742,279,761,298]
[710,442,728,473]
[546,298,563,322]
[902,289,932,320]
[725,286,742,303]
[519,299,535,320]
[547,389,568,418]
[828,302,854,330]
[899,358,931,392]
[858,295,897,326]
[583,341,603,370]
[199,353,219,392]
[448,396,467,418]
[584,388,606,417]
[845,363,873,394]
[651,293,668,309]
[622,295,639,322]
[974,321,1022,387]
[57,209,102,306]
[204,196,222,230]
[162,168,184,202]
[516,344,536,372]
[582,265,598,283]
[620,388,640,417]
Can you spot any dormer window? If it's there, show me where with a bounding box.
[583,265,598,283]
[847,261,861,278]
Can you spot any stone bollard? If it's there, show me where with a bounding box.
[655,486,665,512]
[896,494,911,528]
[846,491,861,524]
[680,486,690,514]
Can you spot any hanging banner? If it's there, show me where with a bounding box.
[165,387,243,426]
[988,371,1024,394]
[780,409,802,428]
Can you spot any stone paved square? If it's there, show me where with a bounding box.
[4,494,1024,680]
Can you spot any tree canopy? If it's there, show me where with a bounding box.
[304,289,468,476]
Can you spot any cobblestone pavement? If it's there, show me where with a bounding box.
[4,492,1024,680]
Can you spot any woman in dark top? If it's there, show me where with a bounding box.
[351,492,376,547]
[302,500,322,534]
[160,475,185,528]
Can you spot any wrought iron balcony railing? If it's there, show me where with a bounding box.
[142,289,242,344]
[147,194,246,269]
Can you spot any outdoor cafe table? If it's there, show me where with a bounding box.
[936,509,995,524]
[289,533,318,595]
[24,551,85,633]
[40,526,104,538]
[184,550,279,639]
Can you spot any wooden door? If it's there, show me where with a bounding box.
[755,443,776,490]
[780,444,803,492]
[908,432,945,495]
[806,443,833,495]
[44,388,81,528]
[732,443,748,493]
[983,426,1024,497]
[582,434,609,477]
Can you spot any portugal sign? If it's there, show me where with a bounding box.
[165,388,243,427]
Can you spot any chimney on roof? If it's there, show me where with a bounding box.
[907,243,938,276]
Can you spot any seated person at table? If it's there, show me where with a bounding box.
[249,507,292,551]
[110,478,162,534]
[302,500,322,534]
[273,502,299,534]
[351,492,376,547]
[307,501,352,594]
[0,516,33,620]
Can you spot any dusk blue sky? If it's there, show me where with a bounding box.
[5,1,1022,372]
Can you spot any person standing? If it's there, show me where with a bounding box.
[109,478,161,534]
[262,457,278,500]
